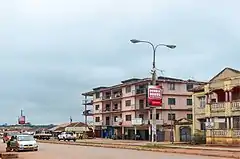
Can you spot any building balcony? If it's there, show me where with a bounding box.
[82,99,93,105]
[135,88,147,95]
[112,107,122,112]
[112,93,122,99]
[207,129,240,138]
[82,109,93,116]
[94,121,103,126]
[102,95,112,100]
[233,130,240,138]
[231,101,240,111]
[102,107,111,113]
[103,121,111,126]
[210,102,226,112]
[207,101,240,117]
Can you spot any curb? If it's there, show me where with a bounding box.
[37,140,239,159]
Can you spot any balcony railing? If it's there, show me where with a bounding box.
[233,130,240,137]
[135,88,147,95]
[82,99,93,105]
[102,107,111,112]
[102,95,111,100]
[112,107,122,112]
[231,101,240,111]
[210,102,225,112]
[112,92,122,99]
[94,121,103,126]
[212,130,228,137]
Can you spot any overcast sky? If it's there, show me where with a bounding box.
[0,0,239,125]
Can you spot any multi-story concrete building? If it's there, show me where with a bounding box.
[82,76,204,141]
[192,67,240,145]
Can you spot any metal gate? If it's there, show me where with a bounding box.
[156,130,165,142]
[180,126,191,142]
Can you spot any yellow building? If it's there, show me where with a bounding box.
[192,67,240,145]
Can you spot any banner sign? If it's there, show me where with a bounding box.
[148,85,163,106]
[18,116,26,125]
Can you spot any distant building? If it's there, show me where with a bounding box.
[82,76,204,141]
[192,67,240,145]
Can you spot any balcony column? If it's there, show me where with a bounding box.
[226,117,230,129]
[205,94,209,104]
[230,117,233,129]
[229,91,232,102]
[225,91,229,102]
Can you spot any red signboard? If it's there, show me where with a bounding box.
[148,85,163,106]
[18,116,25,125]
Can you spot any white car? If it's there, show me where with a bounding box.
[15,135,38,151]
[58,132,76,141]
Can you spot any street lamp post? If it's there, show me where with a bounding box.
[130,39,176,142]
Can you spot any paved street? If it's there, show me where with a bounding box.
[0,142,227,159]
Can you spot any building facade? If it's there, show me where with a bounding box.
[192,67,240,145]
[82,77,203,141]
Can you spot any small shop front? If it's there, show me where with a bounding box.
[101,126,114,138]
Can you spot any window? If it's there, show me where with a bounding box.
[139,99,144,109]
[105,104,110,111]
[168,83,175,90]
[186,84,193,91]
[200,120,206,130]
[95,92,100,99]
[125,115,132,121]
[156,113,159,120]
[233,116,240,129]
[168,113,175,120]
[150,114,159,119]
[199,96,206,108]
[114,103,118,109]
[168,98,176,105]
[95,105,99,110]
[125,100,131,106]
[211,98,216,103]
[114,116,118,122]
[187,114,192,120]
[187,99,192,105]
[95,117,100,122]
[218,118,227,129]
[125,86,131,93]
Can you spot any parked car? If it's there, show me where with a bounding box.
[6,134,38,152]
[58,132,76,141]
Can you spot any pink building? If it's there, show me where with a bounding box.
[82,77,204,141]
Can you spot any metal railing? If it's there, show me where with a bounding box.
[210,102,225,112]
[231,101,240,111]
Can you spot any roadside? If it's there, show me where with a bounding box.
[37,139,240,158]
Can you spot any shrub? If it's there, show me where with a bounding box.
[191,130,206,145]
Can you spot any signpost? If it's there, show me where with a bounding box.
[147,85,163,142]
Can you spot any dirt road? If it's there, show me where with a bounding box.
[0,142,228,159]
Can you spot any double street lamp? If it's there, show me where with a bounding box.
[130,39,176,142]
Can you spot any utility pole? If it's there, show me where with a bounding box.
[130,39,176,142]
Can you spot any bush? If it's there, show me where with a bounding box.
[191,130,206,145]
